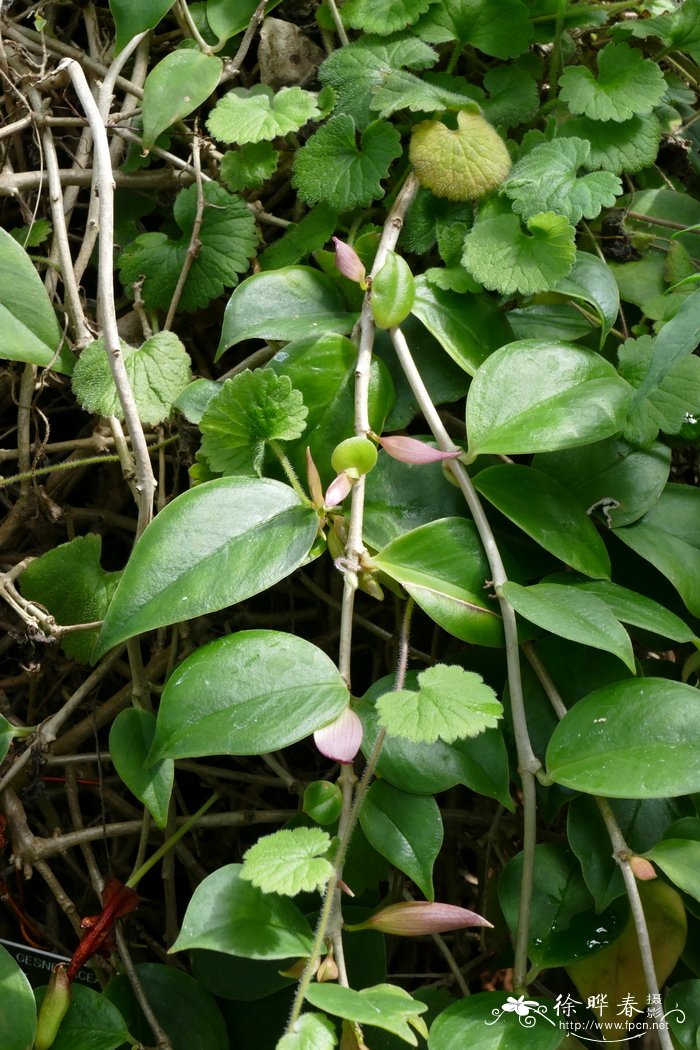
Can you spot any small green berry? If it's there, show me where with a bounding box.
[303,780,343,824]
[331,436,378,479]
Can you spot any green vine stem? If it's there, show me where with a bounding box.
[389,324,541,992]
[126,792,219,889]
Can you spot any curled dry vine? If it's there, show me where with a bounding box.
[1,2,700,1050]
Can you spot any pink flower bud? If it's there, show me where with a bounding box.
[630,856,657,881]
[378,435,462,465]
[346,901,492,936]
[306,447,324,507]
[324,471,353,508]
[314,707,363,763]
[333,237,367,286]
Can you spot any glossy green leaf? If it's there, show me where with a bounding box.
[0,714,15,766]
[94,478,318,657]
[473,464,611,578]
[190,950,294,1001]
[499,844,628,968]
[149,630,347,761]
[502,581,635,671]
[0,227,73,374]
[664,980,700,1050]
[465,341,632,459]
[105,964,227,1050]
[410,275,513,374]
[646,840,700,905]
[305,983,428,1045]
[20,535,121,663]
[507,302,595,343]
[109,708,173,829]
[553,250,621,346]
[534,436,671,528]
[142,51,222,150]
[547,677,700,797]
[359,781,443,900]
[0,943,36,1050]
[567,795,688,911]
[372,518,503,647]
[613,483,700,616]
[269,332,394,484]
[428,993,563,1050]
[633,288,700,402]
[217,267,355,357]
[173,378,222,424]
[109,0,173,53]
[170,864,314,959]
[358,674,513,808]
[206,0,284,43]
[564,579,698,644]
[35,983,130,1050]
[567,881,686,1042]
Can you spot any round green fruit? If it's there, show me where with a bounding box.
[331,436,378,479]
[370,251,415,330]
[303,780,343,825]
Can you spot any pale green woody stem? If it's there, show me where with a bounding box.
[389,324,541,992]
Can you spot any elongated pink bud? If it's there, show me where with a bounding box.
[314,707,363,763]
[324,471,353,508]
[630,856,657,881]
[346,901,493,936]
[333,237,367,286]
[306,447,324,507]
[378,435,462,465]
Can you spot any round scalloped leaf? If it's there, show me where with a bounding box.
[546,678,700,797]
[148,630,348,761]
[93,477,318,658]
[118,182,258,313]
[72,332,192,426]
[241,828,333,896]
[292,115,402,211]
[558,114,662,174]
[415,0,533,60]
[462,211,577,296]
[559,42,667,122]
[503,137,622,224]
[341,0,434,33]
[465,340,632,458]
[207,85,321,145]
[409,111,511,201]
[305,983,428,1044]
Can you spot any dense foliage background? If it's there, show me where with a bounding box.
[1,1,700,1048]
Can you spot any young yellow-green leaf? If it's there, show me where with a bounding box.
[558,114,662,174]
[278,1014,337,1050]
[462,211,576,296]
[618,334,700,445]
[241,828,333,897]
[559,42,667,122]
[20,535,121,663]
[292,116,402,212]
[318,34,438,129]
[199,369,307,476]
[503,138,622,224]
[220,142,279,192]
[142,50,222,150]
[376,664,502,745]
[72,332,192,426]
[341,0,435,35]
[410,110,511,201]
[207,85,321,145]
[118,183,257,313]
[415,0,532,59]
[304,984,428,1046]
